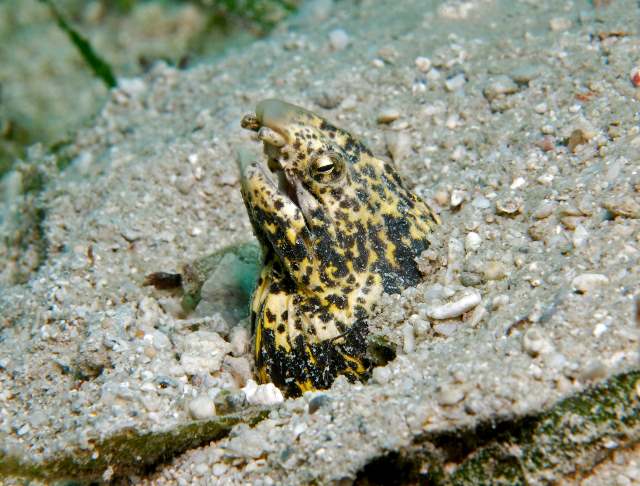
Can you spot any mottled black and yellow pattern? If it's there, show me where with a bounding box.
[239,100,439,397]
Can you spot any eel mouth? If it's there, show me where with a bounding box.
[241,100,306,210]
[275,167,301,209]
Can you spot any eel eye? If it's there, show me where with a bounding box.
[315,156,335,173]
[310,152,343,181]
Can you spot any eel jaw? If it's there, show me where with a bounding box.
[241,102,305,215]
[241,99,323,237]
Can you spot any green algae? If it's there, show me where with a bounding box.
[355,370,640,485]
[0,0,302,180]
[38,0,117,89]
[0,408,269,482]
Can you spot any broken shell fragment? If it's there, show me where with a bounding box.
[426,290,481,320]
[258,126,286,147]
[566,128,589,153]
[495,197,524,216]
[572,273,609,293]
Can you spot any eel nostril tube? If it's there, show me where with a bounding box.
[258,126,286,147]
[241,113,261,132]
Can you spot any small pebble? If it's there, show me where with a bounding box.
[603,198,640,219]
[528,363,543,380]
[308,394,331,414]
[579,359,608,382]
[412,318,430,337]
[328,28,350,50]
[341,94,358,110]
[471,195,491,209]
[628,465,640,481]
[426,68,441,81]
[225,355,253,385]
[522,327,554,357]
[572,224,589,248]
[414,56,432,72]
[631,66,640,87]
[510,64,542,84]
[118,77,146,97]
[492,294,509,309]
[467,304,486,327]
[434,189,449,206]
[465,232,481,252]
[212,463,228,476]
[175,171,195,195]
[483,75,518,101]
[242,380,284,406]
[593,323,608,338]
[436,385,465,406]
[495,197,524,216]
[188,396,216,419]
[572,273,609,293]
[229,326,250,356]
[513,254,527,268]
[605,158,625,183]
[450,189,467,208]
[522,328,554,356]
[412,79,426,94]
[549,17,572,31]
[214,389,248,415]
[545,352,568,371]
[537,172,554,185]
[292,422,308,439]
[402,323,415,353]
[371,366,391,384]
[386,131,412,161]
[568,104,581,114]
[616,475,631,486]
[313,91,343,109]
[180,331,231,375]
[567,128,589,153]
[3,170,22,200]
[461,272,483,287]
[510,177,526,190]
[434,322,458,337]
[377,107,401,124]
[534,102,548,114]
[445,73,466,92]
[102,466,114,482]
[148,329,171,350]
[528,222,549,242]
[377,46,398,63]
[533,201,555,219]
[483,261,507,280]
[560,216,581,230]
[390,120,409,131]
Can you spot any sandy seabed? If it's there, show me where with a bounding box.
[1,0,639,484]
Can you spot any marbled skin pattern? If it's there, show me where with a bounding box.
[239,100,439,397]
